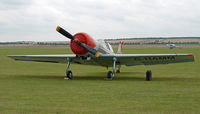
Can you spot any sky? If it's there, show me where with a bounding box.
[0,0,200,42]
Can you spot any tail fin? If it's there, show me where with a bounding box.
[117,41,124,54]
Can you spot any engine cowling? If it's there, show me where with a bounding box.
[70,32,96,55]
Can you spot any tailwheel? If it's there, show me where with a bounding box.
[107,71,114,79]
[66,70,73,79]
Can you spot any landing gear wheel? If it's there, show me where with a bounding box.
[116,70,120,73]
[66,70,73,79]
[146,70,152,81]
[107,71,114,79]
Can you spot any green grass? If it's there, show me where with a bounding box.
[0,47,200,114]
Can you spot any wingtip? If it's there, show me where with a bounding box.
[7,55,18,60]
[188,54,194,56]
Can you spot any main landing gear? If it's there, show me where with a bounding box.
[106,57,117,80]
[146,70,152,81]
[65,57,118,80]
[64,58,73,80]
[66,70,72,79]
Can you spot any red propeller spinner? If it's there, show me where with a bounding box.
[70,32,96,55]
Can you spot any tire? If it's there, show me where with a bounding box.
[146,70,152,81]
[67,70,73,79]
[107,71,114,79]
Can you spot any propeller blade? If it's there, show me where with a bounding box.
[56,26,75,40]
[56,26,101,57]
[78,41,101,57]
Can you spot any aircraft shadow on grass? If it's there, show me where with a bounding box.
[13,72,199,82]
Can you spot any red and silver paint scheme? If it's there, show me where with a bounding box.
[8,26,195,80]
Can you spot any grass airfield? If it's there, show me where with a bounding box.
[0,47,200,113]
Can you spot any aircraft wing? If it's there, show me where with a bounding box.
[98,54,194,66]
[8,55,76,63]
[8,54,194,67]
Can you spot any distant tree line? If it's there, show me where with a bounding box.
[105,37,200,41]
[0,40,200,46]
[109,42,200,46]
[0,42,70,46]
[36,42,69,46]
[0,42,30,45]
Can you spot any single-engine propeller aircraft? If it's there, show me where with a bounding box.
[8,26,194,80]
[167,44,177,49]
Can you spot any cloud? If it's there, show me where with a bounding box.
[0,0,200,41]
